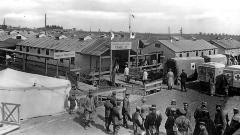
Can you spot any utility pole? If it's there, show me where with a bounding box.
[45,13,47,35]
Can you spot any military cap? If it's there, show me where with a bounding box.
[150,104,157,110]
[179,108,186,115]
[199,121,206,125]
[112,91,116,95]
[142,97,147,102]
[233,108,239,112]
[125,91,130,95]
[201,101,207,106]
[171,107,177,112]
[216,104,222,108]
[88,89,93,95]
[171,99,176,105]
[136,106,141,111]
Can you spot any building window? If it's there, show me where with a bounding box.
[179,53,182,57]
[187,52,189,57]
[209,50,211,55]
[46,49,49,55]
[196,51,198,56]
[214,49,216,54]
[20,46,22,51]
[71,57,75,65]
[37,48,41,54]
[202,52,204,56]
[26,47,29,52]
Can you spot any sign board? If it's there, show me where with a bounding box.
[54,51,75,59]
[111,42,132,50]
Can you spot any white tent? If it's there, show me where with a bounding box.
[0,68,71,120]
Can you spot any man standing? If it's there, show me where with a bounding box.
[112,101,123,135]
[124,64,130,83]
[183,102,192,122]
[132,106,145,135]
[84,90,96,128]
[68,84,77,114]
[174,108,192,135]
[142,69,148,85]
[209,73,215,96]
[165,107,177,135]
[214,104,226,135]
[180,69,187,92]
[165,99,177,117]
[109,91,117,107]
[227,108,240,135]
[104,96,113,133]
[167,69,174,90]
[140,98,150,123]
[122,91,132,128]
[199,122,209,135]
[145,105,158,135]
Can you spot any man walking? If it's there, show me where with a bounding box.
[84,90,96,128]
[104,96,113,133]
[214,104,226,135]
[122,91,132,128]
[180,69,187,92]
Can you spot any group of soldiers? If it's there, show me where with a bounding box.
[68,85,240,135]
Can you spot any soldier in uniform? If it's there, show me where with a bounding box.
[68,84,78,114]
[145,105,158,135]
[165,99,177,117]
[193,101,208,135]
[165,107,177,135]
[122,91,132,128]
[112,100,123,135]
[140,97,150,123]
[109,91,117,107]
[214,104,226,135]
[132,106,145,135]
[180,69,188,92]
[104,95,113,133]
[84,90,96,128]
[226,108,240,135]
[174,108,192,135]
[199,122,209,135]
[183,102,191,122]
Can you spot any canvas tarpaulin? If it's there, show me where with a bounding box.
[0,68,71,120]
[224,65,240,88]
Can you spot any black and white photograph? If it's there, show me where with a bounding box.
[0,0,240,135]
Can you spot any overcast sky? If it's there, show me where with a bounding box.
[1,0,240,34]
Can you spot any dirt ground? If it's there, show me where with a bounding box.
[8,84,240,135]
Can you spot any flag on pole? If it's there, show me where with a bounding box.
[130,32,135,39]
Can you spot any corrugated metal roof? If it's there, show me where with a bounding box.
[158,39,217,52]
[0,33,17,41]
[17,37,110,56]
[211,39,240,49]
